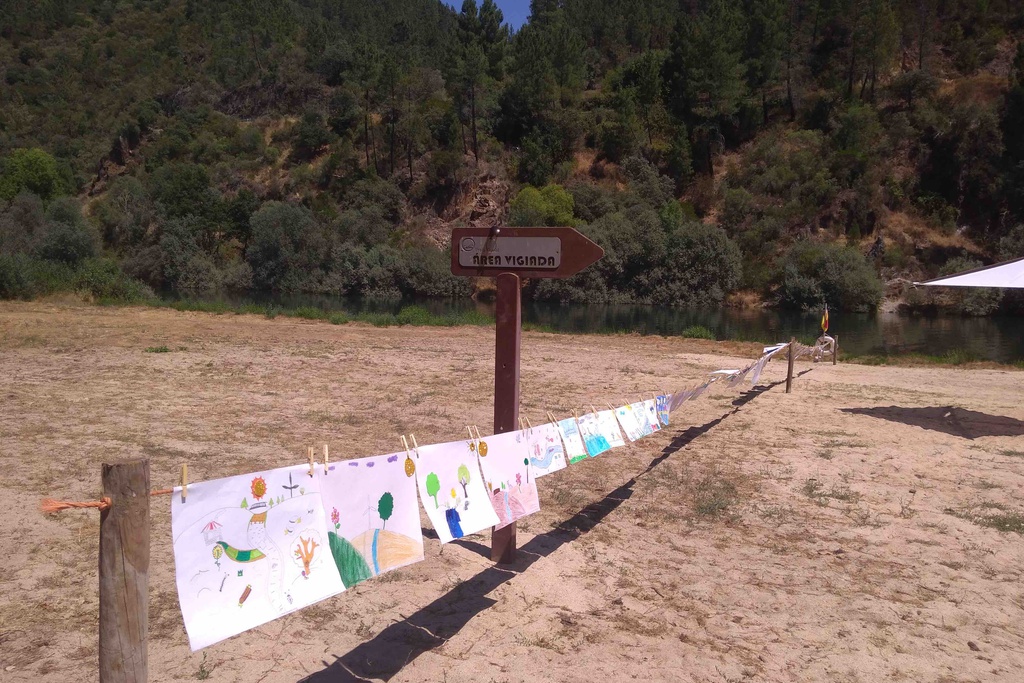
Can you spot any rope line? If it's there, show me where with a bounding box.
[41,488,174,514]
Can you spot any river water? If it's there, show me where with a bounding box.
[202,292,1024,364]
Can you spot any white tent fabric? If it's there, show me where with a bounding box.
[915,256,1024,289]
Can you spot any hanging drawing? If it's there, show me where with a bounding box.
[556,416,588,464]
[656,395,671,426]
[475,430,540,530]
[596,410,626,449]
[171,465,345,651]
[318,451,424,588]
[640,400,662,433]
[414,438,499,543]
[525,422,567,477]
[577,411,611,457]
[615,404,647,442]
[630,402,654,437]
[668,388,692,413]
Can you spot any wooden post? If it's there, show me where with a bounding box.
[833,334,839,365]
[786,337,795,394]
[99,460,150,683]
[491,273,521,564]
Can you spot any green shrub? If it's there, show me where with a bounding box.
[777,242,883,311]
[509,184,575,226]
[680,325,715,340]
[75,258,153,302]
[36,198,97,265]
[0,148,69,201]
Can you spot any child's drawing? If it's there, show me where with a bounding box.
[414,439,499,543]
[319,451,424,588]
[640,399,662,433]
[476,430,540,530]
[596,410,626,448]
[525,423,567,477]
[656,395,671,426]
[171,465,344,651]
[577,412,610,457]
[615,404,646,442]
[555,417,588,464]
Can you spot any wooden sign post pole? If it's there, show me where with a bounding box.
[450,226,603,565]
[491,272,521,563]
[786,337,796,394]
[833,334,839,365]
[99,460,150,683]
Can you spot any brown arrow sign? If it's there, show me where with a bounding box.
[450,226,604,279]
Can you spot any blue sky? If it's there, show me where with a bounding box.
[442,0,531,30]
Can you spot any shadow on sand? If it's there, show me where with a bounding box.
[839,405,1024,440]
[300,380,786,682]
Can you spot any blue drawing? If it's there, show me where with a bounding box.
[444,507,464,539]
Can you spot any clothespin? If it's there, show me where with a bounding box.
[401,434,411,459]
[410,433,420,457]
[472,425,484,441]
[607,403,615,411]
[546,411,557,424]
[572,408,579,421]
[590,405,598,416]
[307,446,315,477]
[518,417,524,431]
[180,463,188,504]
[524,416,533,431]
[322,444,329,476]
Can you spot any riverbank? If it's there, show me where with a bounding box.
[3,301,1024,682]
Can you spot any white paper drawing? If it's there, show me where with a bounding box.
[556,417,588,464]
[319,452,424,589]
[596,409,626,448]
[525,422,568,477]
[171,465,345,651]
[476,430,540,530]
[414,438,499,543]
[577,411,611,456]
[630,402,654,436]
[640,399,662,433]
[615,404,647,442]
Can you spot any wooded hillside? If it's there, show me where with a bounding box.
[2,0,1023,312]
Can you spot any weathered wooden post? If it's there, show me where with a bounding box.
[833,334,839,365]
[99,460,150,683]
[786,337,796,394]
[491,272,521,563]
[451,227,603,564]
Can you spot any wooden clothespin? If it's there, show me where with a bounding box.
[307,446,315,477]
[410,433,420,457]
[180,463,188,504]
[546,411,558,424]
[524,416,533,430]
[322,444,329,476]
[590,405,599,416]
[518,417,524,431]
[472,425,484,441]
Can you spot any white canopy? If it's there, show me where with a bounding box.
[915,256,1024,289]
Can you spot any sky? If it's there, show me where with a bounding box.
[442,0,531,30]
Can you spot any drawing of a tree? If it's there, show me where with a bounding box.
[378,492,394,530]
[524,457,529,482]
[241,497,248,509]
[425,472,440,508]
[457,463,471,498]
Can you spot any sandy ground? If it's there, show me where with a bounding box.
[3,301,1024,683]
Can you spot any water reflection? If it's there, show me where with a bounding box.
[197,291,1024,363]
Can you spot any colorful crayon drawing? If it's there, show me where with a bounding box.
[525,422,567,477]
[656,395,671,426]
[596,410,626,448]
[615,404,646,442]
[630,402,655,436]
[414,439,499,543]
[577,412,611,457]
[318,451,424,588]
[476,430,540,530]
[171,465,344,651]
[556,417,588,464]
[641,399,662,433]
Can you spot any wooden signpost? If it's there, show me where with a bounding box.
[451,227,603,563]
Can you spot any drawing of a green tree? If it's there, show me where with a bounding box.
[524,457,529,482]
[425,472,440,508]
[378,492,394,530]
[457,463,471,498]
[241,497,248,509]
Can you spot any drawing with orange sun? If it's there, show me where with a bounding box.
[250,476,267,500]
